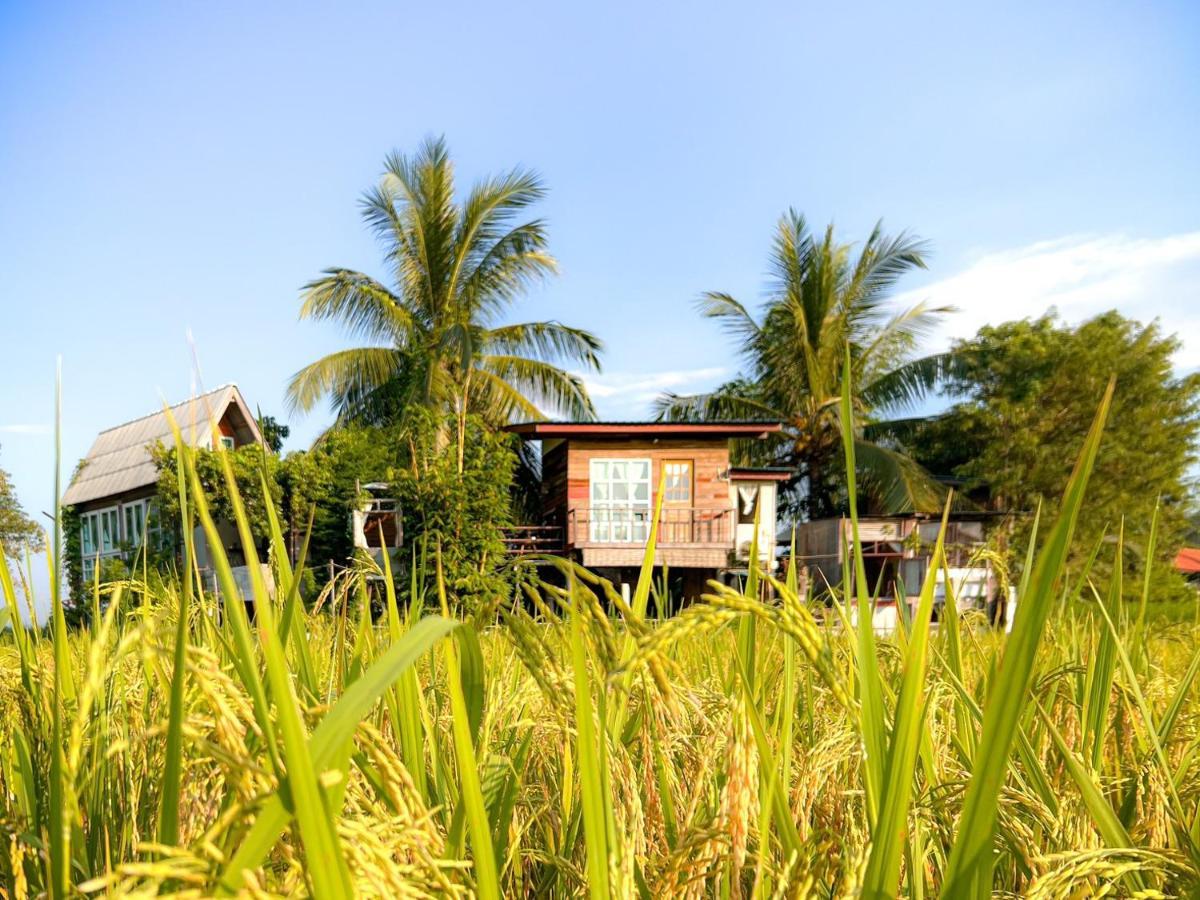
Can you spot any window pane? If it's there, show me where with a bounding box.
[664,461,692,502]
[587,458,651,543]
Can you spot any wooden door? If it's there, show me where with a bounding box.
[662,459,693,542]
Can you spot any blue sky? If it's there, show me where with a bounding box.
[2,0,1198,613]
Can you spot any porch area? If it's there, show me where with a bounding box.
[503,506,734,568]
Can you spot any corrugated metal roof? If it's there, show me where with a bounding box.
[62,385,256,507]
[505,421,783,439]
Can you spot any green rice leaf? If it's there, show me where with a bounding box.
[942,377,1114,899]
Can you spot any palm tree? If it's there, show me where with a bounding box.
[655,211,955,519]
[287,137,603,472]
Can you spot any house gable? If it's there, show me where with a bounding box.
[62,384,264,509]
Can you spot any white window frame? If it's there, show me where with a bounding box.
[219,435,235,450]
[145,498,161,549]
[80,511,99,557]
[662,459,693,505]
[99,506,120,554]
[589,458,652,543]
[80,504,122,581]
[124,501,146,550]
[80,506,120,558]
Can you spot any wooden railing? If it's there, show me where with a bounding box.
[502,525,565,556]
[567,507,733,546]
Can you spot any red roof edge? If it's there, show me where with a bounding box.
[505,421,784,440]
[1175,548,1200,574]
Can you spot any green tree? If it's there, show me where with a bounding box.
[152,442,282,557]
[286,136,603,472]
[0,450,42,556]
[391,408,517,616]
[277,424,402,586]
[656,211,953,519]
[903,311,1200,588]
[257,414,290,454]
[277,412,517,613]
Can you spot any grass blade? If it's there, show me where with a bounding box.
[942,377,1114,899]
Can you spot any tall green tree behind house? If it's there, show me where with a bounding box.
[391,408,518,615]
[656,211,954,520]
[153,443,283,557]
[275,413,517,608]
[256,414,290,454]
[276,425,402,585]
[287,136,604,472]
[902,311,1200,589]
[0,448,43,556]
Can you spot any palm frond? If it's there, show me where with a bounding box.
[469,368,546,424]
[449,168,548,305]
[861,416,934,446]
[378,136,458,316]
[285,347,405,417]
[458,221,557,320]
[853,438,947,514]
[653,384,782,422]
[847,223,929,316]
[298,270,417,345]
[477,354,596,421]
[859,352,959,413]
[485,321,603,371]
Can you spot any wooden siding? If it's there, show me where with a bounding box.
[563,438,731,511]
[540,439,569,525]
[582,546,731,569]
[540,438,735,570]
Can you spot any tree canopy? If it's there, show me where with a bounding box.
[0,450,42,557]
[656,211,954,520]
[256,414,290,454]
[902,310,1200,585]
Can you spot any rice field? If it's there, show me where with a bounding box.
[2,384,1200,898]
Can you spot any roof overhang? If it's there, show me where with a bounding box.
[505,421,783,440]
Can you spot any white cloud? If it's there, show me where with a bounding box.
[580,366,729,419]
[895,232,1200,369]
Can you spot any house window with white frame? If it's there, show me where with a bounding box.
[80,505,120,582]
[99,508,119,553]
[589,458,651,542]
[124,501,145,549]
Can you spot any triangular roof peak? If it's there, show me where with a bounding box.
[62,384,263,507]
